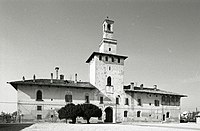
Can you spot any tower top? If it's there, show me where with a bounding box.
[102,17,114,39]
[103,18,114,27]
[99,18,117,54]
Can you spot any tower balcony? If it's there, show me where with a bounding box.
[106,85,114,94]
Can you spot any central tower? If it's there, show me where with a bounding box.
[99,18,117,54]
[86,18,127,98]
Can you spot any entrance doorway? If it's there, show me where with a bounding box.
[105,107,113,122]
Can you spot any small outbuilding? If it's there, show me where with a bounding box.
[196,113,200,124]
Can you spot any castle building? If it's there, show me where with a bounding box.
[8,18,186,123]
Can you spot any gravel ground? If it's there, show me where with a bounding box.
[22,122,200,131]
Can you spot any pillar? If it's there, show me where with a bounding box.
[113,107,116,123]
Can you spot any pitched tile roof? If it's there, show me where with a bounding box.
[8,79,96,90]
[86,52,128,63]
[124,85,187,97]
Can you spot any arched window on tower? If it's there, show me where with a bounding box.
[36,90,43,101]
[107,76,111,86]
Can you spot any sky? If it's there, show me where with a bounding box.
[0,0,200,113]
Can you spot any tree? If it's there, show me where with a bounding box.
[12,111,17,123]
[0,112,11,123]
[78,103,102,124]
[58,103,102,124]
[58,103,77,123]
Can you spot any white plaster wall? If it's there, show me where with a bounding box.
[17,85,108,122]
[94,56,125,96]
[89,57,96,86]
[121,92,181,122]
[99,42,117,54]
[133,93,162,107]
[103,32,114,39]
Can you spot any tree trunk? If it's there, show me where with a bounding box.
[87,118,90,124]
[72,117,76,124]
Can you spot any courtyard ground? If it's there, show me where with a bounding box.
[22,122,200,131]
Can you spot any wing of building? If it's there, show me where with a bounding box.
[8,18,187,123]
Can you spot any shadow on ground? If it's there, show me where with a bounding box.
[0,123,33,131]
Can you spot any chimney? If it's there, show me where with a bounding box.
[140,84,144,89]
[60,74,64,80]
[33,74,36,82]
[75,73,77,83]
[22,76,25,82]
[130,82,134,90]
[153,85,157,90]
[135,82,138,87]
[55,67,59,79]
[51,73,53,83]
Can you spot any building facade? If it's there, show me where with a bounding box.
[9,18,186,123]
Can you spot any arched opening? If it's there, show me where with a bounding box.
[36,90,42,101]
[105,107,113,122]
[107,76,111,86]
[107,24,111,31]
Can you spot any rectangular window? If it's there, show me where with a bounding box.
[155,100,160,106]
[100,97,103,104]
[175,96,180,106]
[65,94,72,102]
[124,111,128,117]
[166,112,170,118]
[138,99,142,106]
[37,106,42,111]
[118,58,120,63]
[37,115,42,120]
[85,95,89,103]
[99,55,102,60]
[137,111,141,117]
[125,98,129,105]
[116,98,119,105]
[105,56,108,61]
[112,57,114,62]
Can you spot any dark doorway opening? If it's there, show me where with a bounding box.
[105,107,113,122]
